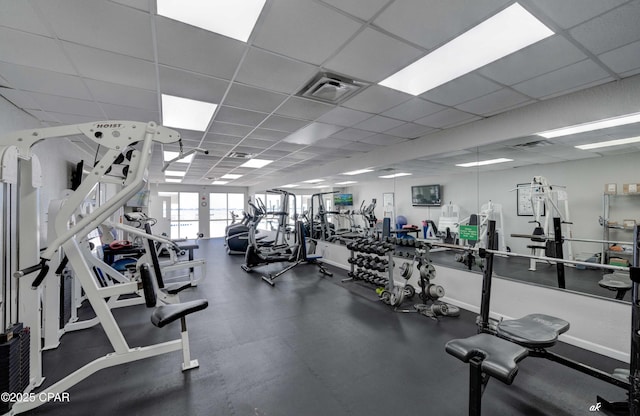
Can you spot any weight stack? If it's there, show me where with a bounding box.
[0,323,30,413]
[60,271,73,329]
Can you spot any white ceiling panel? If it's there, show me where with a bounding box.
[511,60,612,99]
[100,103,159,123]
[108,0,150,12]
[215,106,267,126]
[283,122,343,145]
[569,2,640,55]
[529,0,628,30]
[0,1,49,36]
[456,88,533,116]
[373,0,510,50]
[419,73,502,107]
[414,108,480,129]
[158,66,229,104]
[85,79,157,109]
[235,48,318,94]
[155,16,245,80]
[314,138,351,149]
[271,142,308,152]
[383,123,436,139]
[360,133,405,146]
[324,27,424,83]
[343,85,411,113]
[340,141,383,152]
[478,36,587,86]
[274,97,335,120]
[0,27,75,74]
[46,112,102,125]
[247,128,290,141]
[353,115,404,133]
[330,128,374,141]
[35,0,154,60]
[223,83,288,113]
[64,42,157,90]
[598,40,640,75]
[316,107,372,127]
[205,133,244,146]
[320,0,389,21]
[241,138,276,148]
[0,62,91,100]
[381,98,446,122]
[24,109,60,123]
[29,92,104,117]
[210,122,254,137]
[260,115,309,132]
[252,0,361,65]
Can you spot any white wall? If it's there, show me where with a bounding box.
[350,152,640,255]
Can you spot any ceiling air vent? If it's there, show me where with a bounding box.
[298,73,367,104]
[227,152,253,159]
[512,139,554,149]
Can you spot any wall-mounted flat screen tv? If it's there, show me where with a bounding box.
[411,185,441,207]
[334,193,353,206]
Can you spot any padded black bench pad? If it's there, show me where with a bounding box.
[446,333,528,384]
[496,314,570,348]
[163,282,193,295]
[151,299,208,328]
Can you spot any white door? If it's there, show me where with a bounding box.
[150,196,172,237]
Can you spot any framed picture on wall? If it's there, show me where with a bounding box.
[516,183,545,217]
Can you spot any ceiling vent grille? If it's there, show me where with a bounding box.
[298,72,367,104]
[227,152,253,159]
[512,139,554,149]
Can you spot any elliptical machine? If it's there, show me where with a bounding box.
[225,210,250,255]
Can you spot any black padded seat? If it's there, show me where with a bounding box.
[496,314,570,348]
[162,281,193,295]
[151,299,208,328]
[446,333,528,384]
[612,368,630,382]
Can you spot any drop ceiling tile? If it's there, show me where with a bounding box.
[320,0,388,21]
[359,134,405,146]
[354,115,405,133]
[247,128,290,141]
[316,107,372,127]
[223,84,288,113]
[210,122,253,137]
[329,128,374,141]
[599,40,640,75]
[235,47,318,94]
[383,123,435,139]
[260,149,291,159]
[233,146,267,155]
[36,0,153,60]
[324,27,424,83]
[283,122,343,145]
[28,92,103,117]
[479,36,587,86]
[381,98,446,122]
[252,0,361,65]
[174,128,204,142]
[260,115,309,132]
[64,42,156,90]
[456,88,532,116]
[108,0,150,12]
[159,66,229,104]
[0,1,50,36]
[85,79,157,109]
[0,27,75,74]
[569,2,640,55]
[46,112,100,125]
[419,73,502,107]
[155,16,245,80]
[241,138,276,149]
[205,133,244,146]
[274,97,335,120]
[100,103,159,123]
[340,141,383,151]
[529,0,627,29]
[373,0,509,50]
[511,60,611,99]
[24,109,59,123]
[342,85,411,113]
[215,106,267,126]
[271,142,307,152]
[0,62,90,100]
[313,138,349,149]
[414,108,480,128]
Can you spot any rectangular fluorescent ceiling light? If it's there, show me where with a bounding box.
[221,173,242,179]
[342,168,373,176]
[157,0,266,42]
[575,136,640,150]
[379,172,412,179]
[165,170,186,177]
[379,3,553,95]
[281,184,299,188]
[537,112,640,138]
[456,158,513,167]
[165,178,182,183]
[303,179,325,183]
[163,151,194,163]
[335,181,357,185]
[211,180,229,185]
[161,94,217,132]
[239,158,273,168]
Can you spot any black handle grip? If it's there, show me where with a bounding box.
[14,260,46,278]
[31,265,50,289]
[55,256,69,275]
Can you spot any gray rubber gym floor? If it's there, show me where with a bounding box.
[31,239,627,415]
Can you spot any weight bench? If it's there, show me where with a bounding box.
[599,271,632,300]
[446,334,528,416]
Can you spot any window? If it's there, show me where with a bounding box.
[158,191,199,239]
[210,193,245,238]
